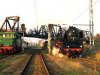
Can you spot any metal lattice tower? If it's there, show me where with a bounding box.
[89,0,94,51]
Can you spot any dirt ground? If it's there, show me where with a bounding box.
[45,54,95,75]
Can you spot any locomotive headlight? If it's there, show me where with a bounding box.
[80,45,82,48]
[67,46,69,48]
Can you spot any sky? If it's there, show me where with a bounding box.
[0,0,100,35]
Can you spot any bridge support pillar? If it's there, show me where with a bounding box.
[48,31,51,53]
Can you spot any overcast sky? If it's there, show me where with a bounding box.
[0,0,100,35]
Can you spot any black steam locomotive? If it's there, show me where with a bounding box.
[55,26,84,58]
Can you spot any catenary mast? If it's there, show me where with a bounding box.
[89,0,94,53]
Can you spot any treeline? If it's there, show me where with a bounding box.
[94,33,100,50]
[94,33,100,41]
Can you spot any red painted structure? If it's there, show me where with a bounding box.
[0,46,16,54]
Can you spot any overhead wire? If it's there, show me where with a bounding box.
[94,0,100,4]
[71,0,100,22]
[69,0,88,22]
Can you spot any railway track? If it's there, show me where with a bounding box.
[80,58,100,72]
[33,53,50,75]
[21,50,50,75]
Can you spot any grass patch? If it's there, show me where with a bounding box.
[94,41,100,50]
[41,49,48,54]
[82,48,92,57]
[0,72,13,75]
[0,55,9,60]
[0,62,10,72]
[96,72,100,75]
[11,54,26,60]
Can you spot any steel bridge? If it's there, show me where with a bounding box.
[28,24,64,39]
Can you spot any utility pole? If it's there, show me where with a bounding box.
[21,24,25,52]
[89,0,94,52]
[48,24,53,53]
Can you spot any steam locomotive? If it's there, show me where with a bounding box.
[55,26,84,58]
